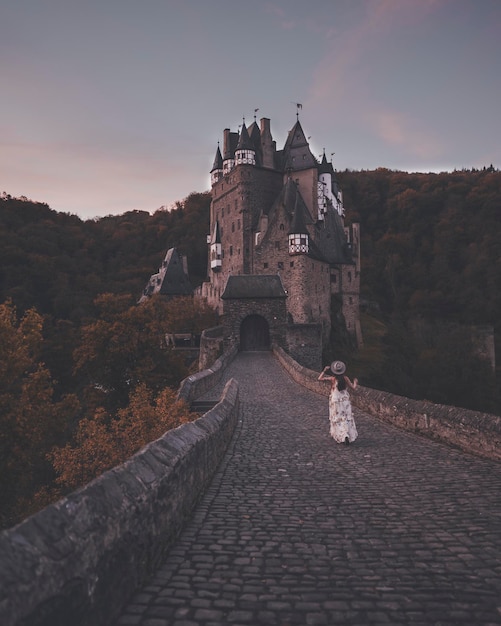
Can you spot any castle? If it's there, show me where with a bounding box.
[141,113,361,370]
[199,113,361,369]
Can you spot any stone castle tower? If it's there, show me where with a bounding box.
[199,114,361,368]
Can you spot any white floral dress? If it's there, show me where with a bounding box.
[328,384,358,444]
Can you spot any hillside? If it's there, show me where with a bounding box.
[1,169,500,414]
[0,191,211,322]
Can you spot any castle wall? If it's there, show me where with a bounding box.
[253,205,331,343]
[340,264,360,338]
[286,323,322,371]
[222,297,287,352]
[211,166,282,278]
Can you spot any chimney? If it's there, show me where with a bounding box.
[260,118,274,169]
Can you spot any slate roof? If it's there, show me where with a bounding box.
[140,247,193,300]
[314,206,354,265]
[211,145,223,172]
[280,120,318,172]
[289,190,311,235]
[221,275,288,299]
[236,123,253,151]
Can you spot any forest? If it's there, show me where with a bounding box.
[1,167,500,528]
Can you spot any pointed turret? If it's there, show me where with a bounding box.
[210,145,223,186]
[210,220,222,271]
[317,151,333,220]
[235,122,256,166]
[288,189,310,255]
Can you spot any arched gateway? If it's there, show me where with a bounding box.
[240,314,270,351]
[221,275,287,353]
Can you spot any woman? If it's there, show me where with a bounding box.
[318,360,358,445]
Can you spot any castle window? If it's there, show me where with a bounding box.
[288,233,308,254]
[238,219,241,230]
[278,262,284,270]
[348,271,352,282]
[230,245,233,256]
[331,274,337,283]
[290,261,294,268]
[264,262,268,269]
[280,223,284,231]
[232,222,235,232]
[275,241,280,250]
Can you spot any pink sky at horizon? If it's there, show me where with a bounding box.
[1,0,499,219]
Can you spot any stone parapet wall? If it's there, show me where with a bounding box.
[198,325,224,371]
[272,345,501,461]
[0,378,239,626]
[178,344,238,403]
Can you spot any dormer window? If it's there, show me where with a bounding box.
[288,233,309,255]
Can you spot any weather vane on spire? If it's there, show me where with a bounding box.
[292,102,303,120]
[254,108,259,121]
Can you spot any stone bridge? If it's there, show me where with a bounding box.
[1,350,501,625]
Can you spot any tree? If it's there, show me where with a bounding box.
[0,301,78,529]
[73,293,190,411]
[49,384,194,491]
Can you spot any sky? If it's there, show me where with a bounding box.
[1,0,500,220]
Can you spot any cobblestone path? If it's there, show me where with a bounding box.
[116,352,501,625]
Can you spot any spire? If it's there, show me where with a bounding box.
[318,150,333,175]
[235,121,256,166]
[288,187,310,255]
[211,144,223,172]
[210,144,223,185]
[236,122,252,151]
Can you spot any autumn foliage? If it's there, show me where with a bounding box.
[0,301,79,527]
[49,385,193,491]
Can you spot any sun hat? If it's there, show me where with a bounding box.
[330,360,346,375]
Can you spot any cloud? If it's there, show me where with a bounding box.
[368,109,443,160]
[306,0,452,111]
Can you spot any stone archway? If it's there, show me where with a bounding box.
[240,314,270,351]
